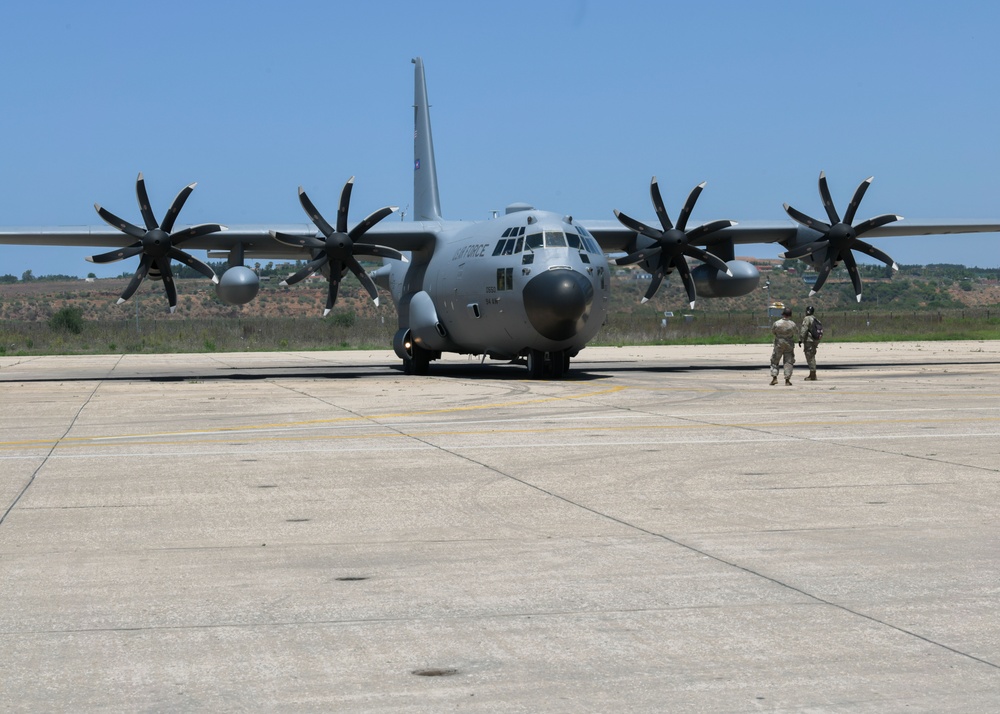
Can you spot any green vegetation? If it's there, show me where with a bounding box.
[48,306,85,334]
[0,261,998,356]
[0,316,397,356]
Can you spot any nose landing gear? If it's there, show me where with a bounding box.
[526,349,571,380]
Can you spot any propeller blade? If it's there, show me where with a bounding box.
[134,173,159,231]
[842,176,873,226]
[809,261,833,296]
[348,205,398,240]
[615,245,662,266]
[852,213,902,237]
[297,187,335,237]
[684,219,736,243]
[843,250,863,302]
[323,265,343,316]
[172,223,226,245]
[337,177,355,234]
[684,245,732,275]
[640,270,664,304]
[347,257,379,303]
[613,210,661,239]
[281,255,328,286]
[157,257,178,312]
[270,230,325,250]
[118,254,153,304]
[168,247,219,283]
[649,177,673,232]
[95,204,146,239]
[853,240,899,271]
[817,171,840,225]
[87,243,144,264]
[675,182,706,233]
[161,182,196,233]
[780,240,829,260]
[784,204,831,234]
[353,243,408,262]
[675,259,697,308]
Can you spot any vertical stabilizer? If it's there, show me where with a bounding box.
[412,57,442,221]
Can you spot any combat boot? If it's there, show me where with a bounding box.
[784,377,792,386]
[770,376,777,385]
[805,370,817,381]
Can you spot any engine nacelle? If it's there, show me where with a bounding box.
[216,266,260,305]
[692,260,760,298]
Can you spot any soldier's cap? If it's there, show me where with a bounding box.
[781,307,792,317]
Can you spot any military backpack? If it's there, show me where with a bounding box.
[808,317,824,341]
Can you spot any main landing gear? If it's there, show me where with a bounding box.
[404,343,433,375]
[526,349,571,380]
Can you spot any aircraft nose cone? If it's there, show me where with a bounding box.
[523,269,594,341]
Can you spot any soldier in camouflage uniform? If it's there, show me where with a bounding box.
[770,306,796,386]
[799,305,819,381]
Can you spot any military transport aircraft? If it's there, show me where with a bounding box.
[3,57,1000,378]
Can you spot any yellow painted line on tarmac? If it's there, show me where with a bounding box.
[3,412,1000,453]
[0,385,628,449]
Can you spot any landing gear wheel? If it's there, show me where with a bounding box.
[405,344,431,375]
[526,349,545,379]
[550,349,569,379]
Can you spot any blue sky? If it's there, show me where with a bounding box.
[2,0,1000,277]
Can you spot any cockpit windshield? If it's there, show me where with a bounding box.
[510,228,601,254]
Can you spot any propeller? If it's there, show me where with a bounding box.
[614,177,734,308]
[88,173,225,313]
[271,178,403,316]
[781,172,902,302]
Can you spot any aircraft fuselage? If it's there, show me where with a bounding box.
[382,207,609,368]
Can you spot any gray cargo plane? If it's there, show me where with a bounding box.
[3,58,1000,378]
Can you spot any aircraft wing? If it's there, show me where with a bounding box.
[583,218,1000,253]
[0,221,441,260]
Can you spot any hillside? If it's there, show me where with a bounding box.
[2,262,999,356]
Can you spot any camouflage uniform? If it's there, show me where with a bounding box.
[800,314,818,372]
[770,316,797,383]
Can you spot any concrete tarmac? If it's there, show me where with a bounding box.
[1,342,999,711]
